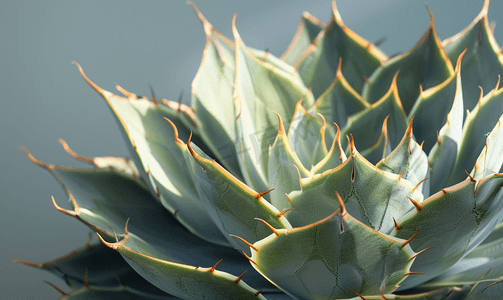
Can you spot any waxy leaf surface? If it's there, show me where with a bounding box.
[251,210,415,299]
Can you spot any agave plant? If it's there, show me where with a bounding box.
[14,0,503,299]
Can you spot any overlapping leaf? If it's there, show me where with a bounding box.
[362,10,454,114]
[250,205,415,299]
[280,12,325,66]
[268,113,311,212]
[409,52,465,154]
[232,15,314,192]
[426,61,464,194]
[13,237,175,299]
[392,174,503,289]
[314,58,369,129]
[20,147,275,298]
[186,132,293,256]
[442,0,503,111]
[285,143,420,233]
[295,2,386,98]
[287,103,327,168]
[17,1,503,299]
[448,86,503,185]
[341,74,408,154]
[359,115,391,164]
[72,63,230,246]
[101,232,268,300]
[377,120,429,196]
[415,221,503,299]
[56,288,177,300]
[189,2,242,176]
[310,123,347,174]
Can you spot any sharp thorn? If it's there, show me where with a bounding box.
[393,217,400,231]
[410,246,441,260]
[240,250,257,265]
[412,178,429,192]
[402,228,420,248]
[407,197,422,211]
[254,218,279,236]
[278,208,294,218]
[44,281,67,296]
[256,188,274,200]
[348,286,366,299]
[208,259,223,273]
[229,234,257,251]
[404,272,428,276]
[234,270,247,283]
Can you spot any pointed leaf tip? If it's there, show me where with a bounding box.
[335,192,346,215]
[52,196,77,216]
[72,62,105,95]
[455,48,467,72]
[272,111,285,135]
[186,130,200,160]
[95,219,129,250]
[44,281,67,296]
[58,139,94,164]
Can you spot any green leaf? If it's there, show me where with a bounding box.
[268,112,310,212]
[20,148,274,293]
[186,134,293,256]
[408,52,464,154]
[359,115,391,165]
[285,145,420,233]
[59,286,179,300]
[73,63,228,246]
[310,123,347,174]
[442,0,503,111]
[189,3,242,177]
[377,120,429,196]
[251,50,311,90]
[314,58,369,129]
[470,115,503,181]
[426,62,464,194]
[13,239,173,299]
[57,138,143,185]
[418,224,503,299]
[232,15,314,192]
[346,287,471,300]
[448,86,503,186]
[341,74,408,153]
[468,282,503,300]
[480,219,503,246]
[362,10,454,114]
[295,2,386,98]
[101,232,268,300]
[250,207,415,299]
[287,102,327,168]
[392,174,503,290]
[280,12,325,66]
[421,241,503,289]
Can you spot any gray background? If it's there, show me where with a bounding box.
[2,0,501,299]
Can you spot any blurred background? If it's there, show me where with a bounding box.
[2,0,501,298]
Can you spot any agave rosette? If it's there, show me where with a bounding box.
[15,1,503,299]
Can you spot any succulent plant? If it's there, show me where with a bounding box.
[14,0,503,299]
